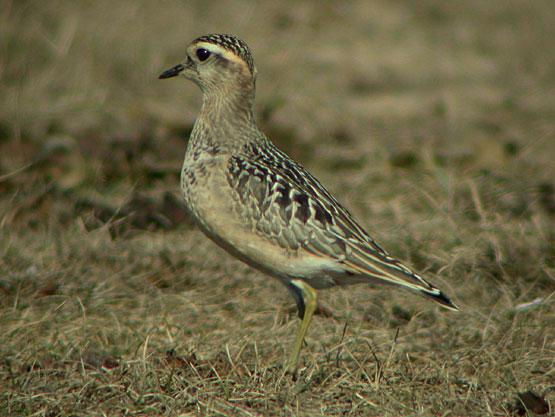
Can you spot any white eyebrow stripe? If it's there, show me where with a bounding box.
[195,42,250,72]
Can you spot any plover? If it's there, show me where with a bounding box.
[159,33,458,373]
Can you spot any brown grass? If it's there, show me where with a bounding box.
[1,0,554,415]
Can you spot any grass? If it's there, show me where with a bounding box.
[1,0,554,415]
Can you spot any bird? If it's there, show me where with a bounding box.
[159,33,458,374]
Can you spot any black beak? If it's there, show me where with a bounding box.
[159,63,185,79]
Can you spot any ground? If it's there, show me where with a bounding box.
[1,1,554,416]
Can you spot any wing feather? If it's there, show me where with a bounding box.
[227,141,457,310]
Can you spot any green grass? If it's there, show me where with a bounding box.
[1,0,554,415]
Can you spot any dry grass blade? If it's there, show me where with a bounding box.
[1,0,554,416]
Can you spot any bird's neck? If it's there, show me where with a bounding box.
[188,83,260,152]
[201,86,255,126]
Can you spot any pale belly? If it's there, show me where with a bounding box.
[180,158,339,288]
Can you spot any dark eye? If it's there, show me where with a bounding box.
[196,48,211,61]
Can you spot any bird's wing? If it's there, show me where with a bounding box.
[227,144,457,309]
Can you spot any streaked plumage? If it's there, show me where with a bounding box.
[160,33,458,373]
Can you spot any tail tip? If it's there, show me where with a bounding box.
[427,289,459,311]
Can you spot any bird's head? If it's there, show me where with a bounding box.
[159,34,257,97]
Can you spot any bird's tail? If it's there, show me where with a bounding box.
[417,285,459,311]
[337,241,460,311]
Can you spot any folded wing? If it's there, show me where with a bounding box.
[227,142,458,310]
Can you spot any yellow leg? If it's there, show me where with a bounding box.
[286,280,318,374]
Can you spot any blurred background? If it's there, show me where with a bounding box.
[1,0,554,233]
[1,1,554,415]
